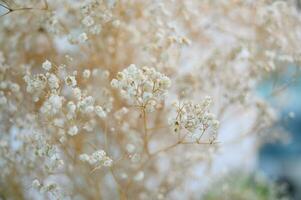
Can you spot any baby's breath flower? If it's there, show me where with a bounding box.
[0,91,7,106]
[68,126,79,136]
[9,83,20,93]
[83,69,91,79]
[90,25,102,35]
[170,97,219,141]
[32,179,41,189]
[40,94,63,115]
[134,171,144,181]
[82,16,94,27]
[47,73,60,90]
[77,96,94,113]
[40,183,57,193]
[111,64,171,111]
[79,149,113,168]
[78,32,88,43]
[42,60,52,71]
[65,76,77,87]
[95,106,106,118]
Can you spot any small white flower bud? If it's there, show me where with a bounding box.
[78,32,88,43]
[65,76,77,87]
[95,106,106,118]
[83,69,91,79]
[32,179,41,189]
[68,126,78,136]
[42,60,52,71]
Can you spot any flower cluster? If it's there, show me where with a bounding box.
[79,150,113,168]
[111,64,171,112]
[40,94,64,116]
[170,97,219,142]
[32,179,57,193]
[24,74,47,102]
[0,0,298,199]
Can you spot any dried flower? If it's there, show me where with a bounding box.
[111,64,171,111]
[42,60,52,71]
[79,150,113,168]
[65,76,77,87]
[68,126,79,136]
[170,97,219,141]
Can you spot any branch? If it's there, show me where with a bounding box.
[0,0,48,18]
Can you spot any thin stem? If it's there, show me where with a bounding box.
[110,167,127,200]
[142,107,150,155]
[147,125,170,132]
[0,2,11,11]
[103,119,127,200]
[151,141,181,156]
[0,0,48,18]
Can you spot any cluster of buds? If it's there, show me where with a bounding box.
[111,64,171,112]
[32,179,57,194]
[79,150,113,168]
[170,97,219,142]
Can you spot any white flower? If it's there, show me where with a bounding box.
[92,150,106,161]
[47,74,60,90]
[134,171,144,181]
[90,25,102,35]
[79,154,90,162]
[32,179,41,189]
[67,101,76,113]
[79,150,113,168]
[59,136,67,144]
[82,16,94,27]
[40,183,57,193]
[68,126,78,136]
[83,69,91,79]
[0,91,7,106]
[10,83,20,92]
[111,64,171,111]
[103,157,113,167]
[73,87,82,100]
[95,106,106,118]
[110,79,119,88]
[42,60,52,71]
[170,97,219,142]
[40,94,63,115]
[77,96,94,113]
[65,76,77,87]
[78,32,88,43]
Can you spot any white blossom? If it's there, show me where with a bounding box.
[83,69,91,79]
[47,73,60,90]
[82,16,94,27]
[79,149,113,168]
[40,94,63,115]
[170,97,219,142]
[111,64,171,111]
[32,179,41,189]
[78,32,88,43]
[65,76,77,87]
[42,60,52,71]
[68,126,79,136]
[95,106,106,118]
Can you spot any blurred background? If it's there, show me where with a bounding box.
[258,65,301,200]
